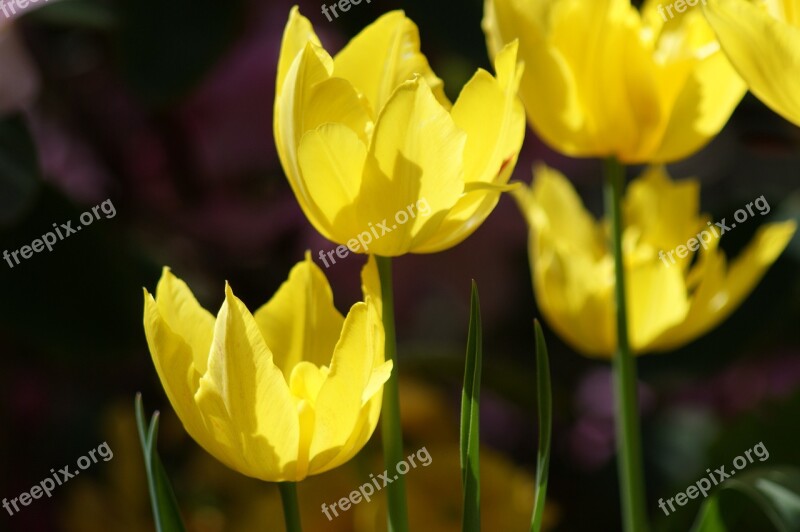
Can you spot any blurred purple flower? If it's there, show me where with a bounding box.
[569,368,654,470]
[674,350,800,418]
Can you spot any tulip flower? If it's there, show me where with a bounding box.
[274,8,526,256]
[483,0,747,163]
[516,165,796,357]
[704,0,800,127]
[142,254,391,482]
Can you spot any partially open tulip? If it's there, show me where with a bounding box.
[483,0,747,163]
[274,8,525,256]
[142,254,391,482]
[516,166,796,357]
[704,0,800,127]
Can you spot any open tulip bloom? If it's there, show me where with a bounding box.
[142,254,391,483]
[483,0,747,163]
[704,0,800,127]
[274,7,526,256]
[516,165,796,357]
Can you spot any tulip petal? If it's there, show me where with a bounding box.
[518,167,616,356]
[333,11,449,113]
[350,77,466,255]
[253,252,345,373]
[296,122,368,240]
[153,267,214,373]
[705,0,800,126]
[303,77,374,144]
[308,299,388,474]
[415,41,526,253]
[142,289,205,442]
[652,221,797,351]
[652,41,747,162]
[196,284,300,481]
[361,255,382,317]
[533,236,616,357]
[275,42,337,238]
[627,261,690,352]
[484,0,746,162]
[521,165,605,256]
[624,166,706,263]
[276,7,322,100]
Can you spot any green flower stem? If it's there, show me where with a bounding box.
[604,157,648,532]
[278,482,302,532]
[375,255,409,532]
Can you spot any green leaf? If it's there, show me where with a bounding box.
[0,114,40,226]
[530,320,552,532]
[135,394,187,532]
[691,467,800,532]
[460,281,482,532]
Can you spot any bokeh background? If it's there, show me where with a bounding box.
[1,0,799,530]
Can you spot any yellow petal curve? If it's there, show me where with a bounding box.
[705,0,800,126]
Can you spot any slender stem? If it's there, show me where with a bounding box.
[278,482,302,532]
[375,255,409,532]
[604,158,648,532]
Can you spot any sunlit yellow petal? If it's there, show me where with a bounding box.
[274,42,336,239]
[142,288,205,441]
[296,123,368,241]
[153,267,214,373]
[333,11,449,114]
[416,41,526,253]
[349,77,466,256]
[308,298,388,474]
[705,0,800,126]
[652,221,797,350]
[276,6,322,100]
[361,255,382,316]
[196,284,300,481]
[253,251,344,372]
[627,261,690,351]
[483,0,745,162]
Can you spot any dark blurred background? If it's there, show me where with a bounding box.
[1,0,799,530]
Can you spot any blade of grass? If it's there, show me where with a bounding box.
[530,320,552,532]
[135,393,186,532]
[460,281,483,532]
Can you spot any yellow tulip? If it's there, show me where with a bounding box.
[142,254,392,482]
[483,0,747,163]
[704,0,800,127]
[516,165,796,357]
[274,8,526,255]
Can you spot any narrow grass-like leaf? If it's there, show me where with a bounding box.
[691,467,800,532]
[460,281,483,532]
[135,393,187,532]
[530,320,552,532]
